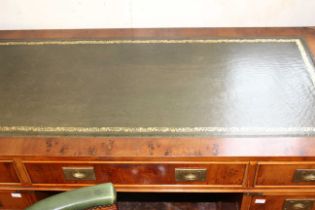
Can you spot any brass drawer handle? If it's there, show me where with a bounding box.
[293,169,315,183]
[292,203,306,209]
[183,173,198,181]
[62,167,96,181]
[175,168,207,182]
[72,172,87,179]
[284,199,314,210]
[302,174,315,182]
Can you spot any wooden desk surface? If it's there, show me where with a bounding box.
[0,31,314,137]
[0,28,314,159]
[1,29,315,210]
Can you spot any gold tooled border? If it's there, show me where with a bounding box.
[0,39,315,135]
[0,126,314,134]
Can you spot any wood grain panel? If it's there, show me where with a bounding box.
[0,161,19,184]
[24,162,247,186]
[2,137,315,160]
[255,162,315,186]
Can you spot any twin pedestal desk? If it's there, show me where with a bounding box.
[0,28,315,210]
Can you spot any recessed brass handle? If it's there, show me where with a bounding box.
[72,171,87,179]
[284,199,314,210]
[183,173,198,181]
[302,174,315,182]
[63,167,96,181]
[292,203,306,209]
[175,168,207,182]
[293,169,315,183]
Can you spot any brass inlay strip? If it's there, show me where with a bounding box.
[0,39,314,135]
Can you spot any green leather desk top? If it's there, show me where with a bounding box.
[0,39,314,137]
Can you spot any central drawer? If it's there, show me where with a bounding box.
[24,162,247,187]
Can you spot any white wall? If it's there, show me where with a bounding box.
[0,0,314,30]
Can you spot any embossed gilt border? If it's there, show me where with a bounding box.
[0,39,315,135]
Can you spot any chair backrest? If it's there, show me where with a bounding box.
[26,183,117,210]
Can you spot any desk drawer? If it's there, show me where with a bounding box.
[255,162,315,186]
[250,195,315,210]
[0,161,19,184]
[0,191,35,209]
[25,162,247,186]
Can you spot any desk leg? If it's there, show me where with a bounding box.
[241,194,252,210]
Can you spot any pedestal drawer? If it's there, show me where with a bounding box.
[24,162,247,186]
[0,161,19,184]
[0,191,35,210]
[250,195,315,210]
[255,162,315,187]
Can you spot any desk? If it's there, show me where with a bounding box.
[0,28,315,210]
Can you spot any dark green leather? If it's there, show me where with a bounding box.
[0,39,314,137]
[25,183,116,210]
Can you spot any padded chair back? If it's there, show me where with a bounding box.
[26,183,117,210]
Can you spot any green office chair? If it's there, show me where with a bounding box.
[26,183,117,210]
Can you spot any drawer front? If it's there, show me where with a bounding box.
[250,195,315,210]
[255,163,315,186]
[0,161,19,183]
[0,191,34,209]
[25,162,247,186]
